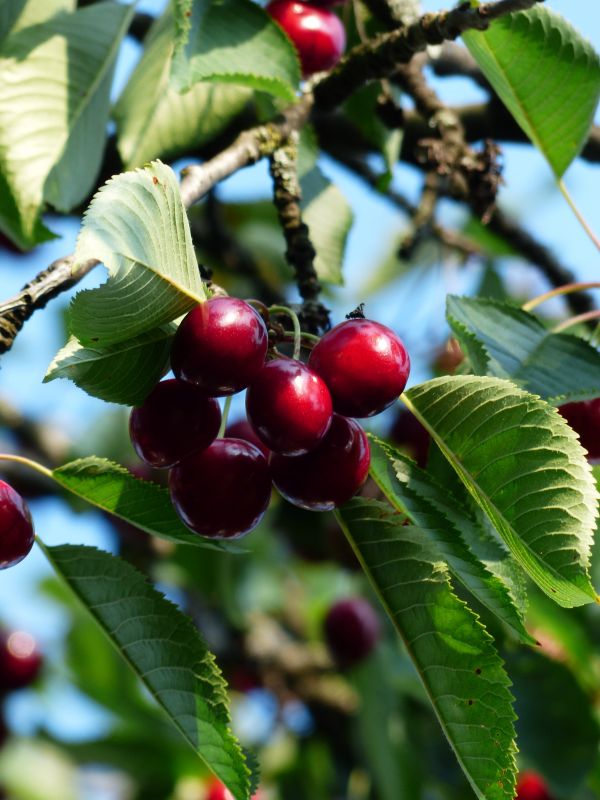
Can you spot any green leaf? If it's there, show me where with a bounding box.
[115,13,251,169]
[171,0,300,100]
[336,498,517,800]
[0,2,133,246]
[40,543,252,800]
[70,160,205,348]
[297,128,353,286]
[52,457,229,551]
[45,326,174,405]
[447,295,600,403]
[463,6,600,177]
[0,0,74,43]
[369,436,534,644]
[404,375,598,607]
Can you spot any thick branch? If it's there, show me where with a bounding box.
[314,0,543,109]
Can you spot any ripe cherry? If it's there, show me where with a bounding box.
[308,318,410,418]
[246,358,332,455]
[324,597,380,667]
[0,631,42,692]
[130,379,221,469]
[171,297,268,396]
[515,771,553,800]
[169,439,271,539]
[271,414,370,511]
[225,419,270,459]
[206,779,234,800]
[0,481,35,570]
[266,0,346,77]
[558,398,600,461]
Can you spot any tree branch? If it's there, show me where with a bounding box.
[314,0,543,109]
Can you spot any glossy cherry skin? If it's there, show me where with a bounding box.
[225,419,270,459]
[558,398,600,460]
[0,481,35,570]
[169,439,272,539]
[515,772,553,800]
[266,1,346,77]
[324,597,380,667]
[308,318,410,418]
[130,379,221,469]
[271,414,370,511]
[171,298,268,396]
[246,358,333,455]
[0,631,42,692]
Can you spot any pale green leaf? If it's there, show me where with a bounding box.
[70,160,205,348]
[463,6,600,177]
[405,375,598,606]
[447,295,600,403]
[171,0,300,100]
[40,543,252,799]
[0,0,74,43]
[44,327,174,406]
[336,498,517,800]
[115,13,251,169]
[0,2,133,246]
[51,457,229,551]
[369,436,534,644]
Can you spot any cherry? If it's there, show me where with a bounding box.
[389,407,430,467]
[225,419,270,459]
[266,0,346,77]
[271,414,370,511]
[558,398,600,460]
[169,439,271,539]
[0,481,35,570]
[324,597,380,667]
[206,779,234,800]
[0,631,42,692]
[129,379,221,469]
[246,358,333,455]
[308,318,410,418]
[171,297,268,396]
[515,771,553,800]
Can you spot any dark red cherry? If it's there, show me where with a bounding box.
[0,631,42,692]
[515,771,553,800]
[271,414,370,511]
[246,358,332,455]
[171,298,268,396]
[0,481,35,570]
[324,597,380,667]
[308,318,410,418]
[389,408,430,467]
[129,379,221,469]
[225,419,270,459]
[559,398,600,460]
[169,439,272,539]
[266,0,346,77]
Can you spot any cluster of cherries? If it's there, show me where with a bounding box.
[266,0,345,77]
[129,296,410,540]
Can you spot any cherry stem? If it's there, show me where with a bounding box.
[558,180,600,252]
[0,452,53,478]
[552,310,600,333]
[269,305,302,360]
[522,282,600,312]
[218,396,232,438]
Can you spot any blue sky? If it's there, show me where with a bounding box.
[0,0,598,746]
